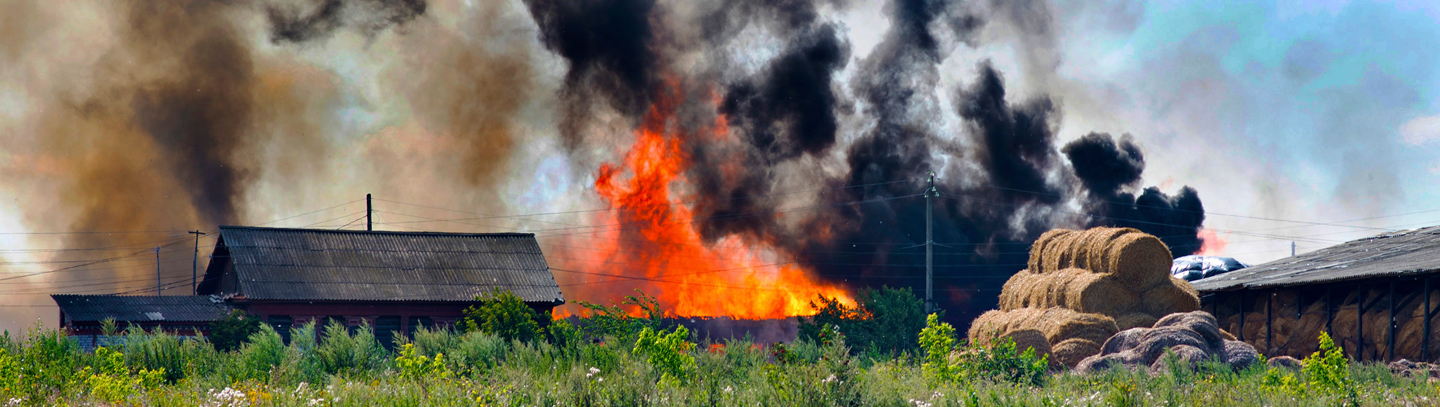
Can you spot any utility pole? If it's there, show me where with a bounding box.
[1291,241,1296,257]
[367,193,373,231]
[155,246,161,296]
[189,231,207,295]
[925,172,936,314]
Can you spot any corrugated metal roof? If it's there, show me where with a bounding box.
[215,226,564,303]
[52,295,233,322]
[1191,225,1440,292]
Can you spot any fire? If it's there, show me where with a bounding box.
[567,84,853,319]
[1193,228,1228,256]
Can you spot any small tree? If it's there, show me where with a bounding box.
[210,310,262,352]
[460,290,544,343]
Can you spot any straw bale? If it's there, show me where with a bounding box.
[1220,329,1236,341]
[999,329,1052,358]
[1075,352,1130,374]
[1223,340,1260,369]
[968,310,1014,345]
[1147,344,1208,376]
[1136,326,1210,364]
[1142,278,1201,316]
[1100,328,1144,356]
[1040,309,1119,345]
[1028,229,1074,273]
[1115,313,1158,330]
[1052,338,1102,368]
[1153,311,1225,352]
[1039,230,1085,274]
[1074,227,1138,273]
[1100,231,1172,290]
[998,270,1047,310]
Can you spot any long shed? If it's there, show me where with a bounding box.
[1192,225,1440,362]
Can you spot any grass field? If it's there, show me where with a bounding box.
[1,316,1437,407]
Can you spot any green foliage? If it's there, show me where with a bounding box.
[395,343,452,381]
[315,319,387,377]
[633,325,696,384]
[237,324,287,381]
[0,348,20,396]
[576,289,664,339]
[82,346,165,403]
[548,318,582,350]
[210,310,263,352]
[1303,332,1351,392]
[118,325,187,383]
[461,290,545,343]
[919,313,1046,386]
[799,286,926,356]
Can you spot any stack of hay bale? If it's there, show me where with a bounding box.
[1074,311,1262,374]
[969,227,1204,367]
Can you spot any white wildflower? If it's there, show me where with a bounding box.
[822,374,837,384]
[588,366,601,378]
[724,386,733,393]
[6,398,24,407]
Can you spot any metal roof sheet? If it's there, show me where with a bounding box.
[1191,225,1440,292]
[52,295,233,323]
[214,226,564,303]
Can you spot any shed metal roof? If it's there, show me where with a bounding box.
[205,226,564,304]
[1191,225,1440,292]
[52,295,233,323]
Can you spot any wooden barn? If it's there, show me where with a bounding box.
[52,294,233,350]
[54,226,564,348]
[1193,225,1440,362]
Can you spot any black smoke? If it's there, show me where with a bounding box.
[526,0,1211,330]
[523,0,658,149]
[266,0,426,44]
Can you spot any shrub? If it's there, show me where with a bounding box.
[633,325,696,384]
[576,289,664,339]
[799,286,926,356]
[395,343,452,380]
[461,290,544,343]
[1303,331,1356,403]
[211,310,263,352]
[316,320,387,377]
[237,324,287,381]
[919,313,1046,386]
[120,326,187,383]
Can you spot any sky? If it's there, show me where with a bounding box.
[1,0,1439,333]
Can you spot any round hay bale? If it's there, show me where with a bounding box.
[1135,326,1211,364]
[1222,340,1261,370]
[1115,313,1159,331]
[1052,338,1102,368]
[999,329,1052,358]
[1100,328,1146,356]
[1153,311,1225,352]
[1147,344,1209,376]
[1041,230,1085,274]
[1055,268,1143,316]
[1073,227,1135,272]
[1040,309,1119,345]
[1143,278,1201,316]
[1029,229,1074,273]
[967,309,1014,345]
[998,271,1034,310]
[1075,352,1131,374]
[1099,231,1171,290]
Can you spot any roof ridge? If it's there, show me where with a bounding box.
[218,225,535,237]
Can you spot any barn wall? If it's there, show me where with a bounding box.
[1202,275,1440,362]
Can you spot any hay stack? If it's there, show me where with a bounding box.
[1075,311,1263,375]
[1027,227,1172,291]
[968,307,1119,367]
[977,227,1210,367]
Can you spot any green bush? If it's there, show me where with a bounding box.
[316,319,387,377]
[236,324,287,381]
[633,325,696,385]
[919,313,1046,386]
[210,310,262,352]
[461,290,545,343]
[799,286,926,356]
[576,289,664,339]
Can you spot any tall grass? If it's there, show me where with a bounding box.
[0,320,1436,406]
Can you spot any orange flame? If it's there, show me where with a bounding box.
[562,83,853,319]
[1193,228,1228,256]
